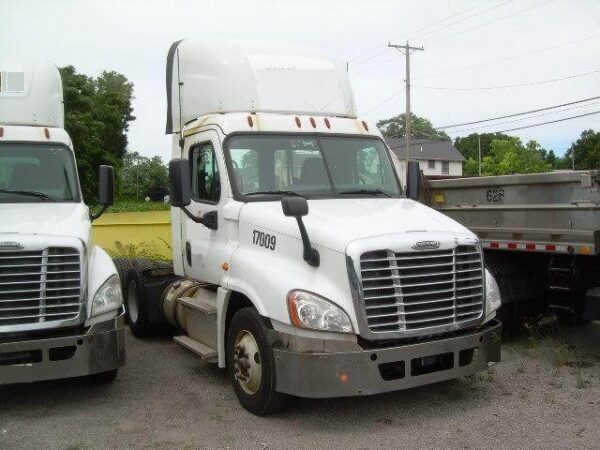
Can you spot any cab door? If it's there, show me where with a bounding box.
[182,130,228,284]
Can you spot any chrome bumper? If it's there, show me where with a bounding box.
[0,311,125,384]
[271,319,501,398]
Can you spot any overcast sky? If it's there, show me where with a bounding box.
[2,0,599,159]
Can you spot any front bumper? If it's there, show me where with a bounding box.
[0,311,125,384]
[272,319,501,398]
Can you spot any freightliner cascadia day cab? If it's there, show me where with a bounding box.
[0,63,124,384]
[124,40,502,415]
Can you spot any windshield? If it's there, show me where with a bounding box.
[226,135,402,200]
[0,143,80,203]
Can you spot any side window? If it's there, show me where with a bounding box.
[428,160,435,169]
[442,161,450,175]
[190,144,220,203]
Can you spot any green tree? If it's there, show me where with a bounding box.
[60,66,135,203]
[564,129,600,170]
[480,137,551,175]
[377,113,450,140]
[119,152,168,199]
[454,132,512,163]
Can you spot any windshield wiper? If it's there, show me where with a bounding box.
[246,190,305,198]
[339,188,392,198]
[0,189,57,202]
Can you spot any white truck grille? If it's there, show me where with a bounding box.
[0,247,82,326]
[359,245,484,333]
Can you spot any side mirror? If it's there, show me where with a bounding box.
[406,160,423,201]
[169,158,217,230]
[91,165,114,221]
[169,159,192,207]
[282,196,308,217]
[281,196,319,267]
[98,165,115,206]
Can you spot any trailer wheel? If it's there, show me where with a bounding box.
[125,267,151,337]
[226,307,288,416]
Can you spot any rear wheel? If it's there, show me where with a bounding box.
[125,268,151,337]
[226,307,288,416]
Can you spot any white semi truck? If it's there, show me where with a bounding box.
[0,63,124,384]
[124,40,502,415]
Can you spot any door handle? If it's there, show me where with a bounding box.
[185,241,192,266]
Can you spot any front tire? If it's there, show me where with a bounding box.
[226,307,288,415]
[125,268,151,337]
[89,369,118,384]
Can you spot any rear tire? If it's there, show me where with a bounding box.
[226,307,288,416]
[89,369,118,384]
[125,268,151,337]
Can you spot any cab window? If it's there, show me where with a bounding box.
[190,144,220,203]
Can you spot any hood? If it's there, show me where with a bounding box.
[239,198,474,253]
[0,203,91,242]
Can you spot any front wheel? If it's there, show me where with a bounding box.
[226,307,288,416]
[89,369,118,384]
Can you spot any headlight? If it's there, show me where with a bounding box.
[287,290,353,333]
[91,275,123,316]
[485,268,502,319]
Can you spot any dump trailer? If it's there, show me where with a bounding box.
[123,40,502,415]
[426,171,600,325]
[0,63,124,384]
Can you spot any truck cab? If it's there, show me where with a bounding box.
[126,40,502,415]
[0,64,125,383]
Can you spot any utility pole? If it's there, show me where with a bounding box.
[388,41,424,171]
[478,134,482,176]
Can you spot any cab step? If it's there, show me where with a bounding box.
[174,335,217,359]
[179,296,216,315]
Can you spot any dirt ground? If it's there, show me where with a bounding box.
[1,321,599,450]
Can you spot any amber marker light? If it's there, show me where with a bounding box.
[581,246,591,255]
[287,292,303,328]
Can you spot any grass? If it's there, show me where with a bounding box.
[107,240,172,261]
[104,199,170,213]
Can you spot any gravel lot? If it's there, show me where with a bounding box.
[1,321,599,450]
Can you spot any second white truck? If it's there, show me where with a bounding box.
[124,40,502,415]
[0,63,124,384]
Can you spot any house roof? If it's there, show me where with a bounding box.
[385,138,465,162]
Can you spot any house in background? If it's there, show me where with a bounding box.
[385,138,465,179]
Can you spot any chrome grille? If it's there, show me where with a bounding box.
[0,247,82,326]
[359,245,484,333]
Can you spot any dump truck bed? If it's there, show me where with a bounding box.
[427,171,600,255]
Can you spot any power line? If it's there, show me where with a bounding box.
[413,68,600,91]
[404,0,499,39]
[424,0,554,46]
[414,32,600,81]
[360,90,403,115]
[445,101,600,134]
[409,0,513,40]
[349,45,386,63]
[457,110,600,134]
[436,95,600,129]
[349,48,389,69]
[348,0,499,64]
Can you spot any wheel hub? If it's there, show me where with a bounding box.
[233,330,262,395]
